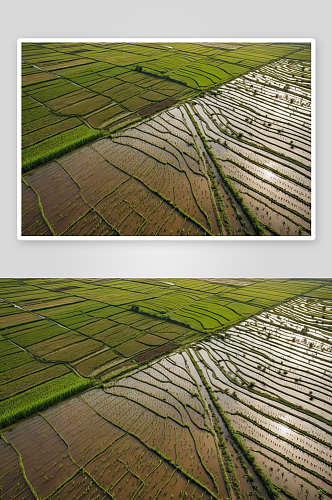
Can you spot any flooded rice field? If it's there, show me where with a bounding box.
[22,59,311,237]
[1,296,330,499]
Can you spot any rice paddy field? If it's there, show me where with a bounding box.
[1,278,331,499]
[20,41,313,237]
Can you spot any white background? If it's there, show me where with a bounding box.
[2,0,331,277]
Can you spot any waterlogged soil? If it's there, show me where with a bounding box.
[3,415,78,498]
[238,189,309,235]
[22,181,53,236]
[0,438,35,500]
[51,471,113,499]
[183,349,271,499]
[24,161,91,235]
[242,439,323,500]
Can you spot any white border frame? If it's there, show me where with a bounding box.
[17,38,316,241]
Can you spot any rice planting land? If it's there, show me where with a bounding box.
[20,41,313,237]
[1,278,331,499]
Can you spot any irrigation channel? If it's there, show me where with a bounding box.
[22,58,311,237]
[1,296,330,500]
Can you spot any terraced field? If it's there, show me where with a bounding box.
[1,278,331,499]
[20,41,313,237]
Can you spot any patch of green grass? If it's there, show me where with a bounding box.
[75,349,118,377]
[169,310,222,330]
[0,365,69,400]
[22,117,81,149]
[0,351,33,373]
[137,334,168,346]
[0,373,95,430]
[22,125,103,173]
[115,339,149,357]
[44,338,102,363]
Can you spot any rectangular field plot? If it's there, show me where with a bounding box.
[20,41,313,237]
[2,278,331,500]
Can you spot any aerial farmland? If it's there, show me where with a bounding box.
[0,278,331,499]
[20,41,312,237]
